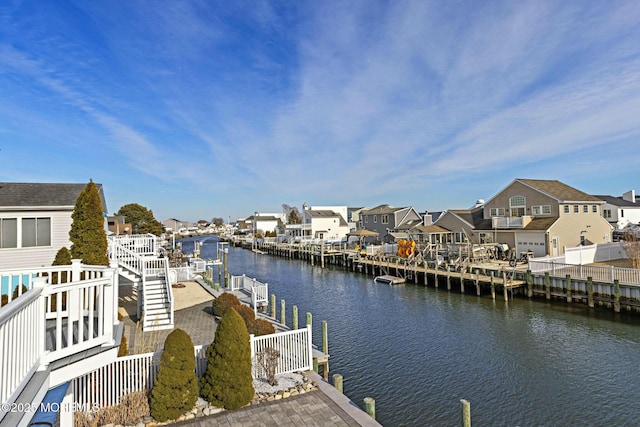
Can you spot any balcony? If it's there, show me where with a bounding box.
[491,216,532,229]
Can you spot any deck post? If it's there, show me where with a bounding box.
[490,271,495,300]
[223,248,229,288]
[461,399,471,427]
[267,294,275,319]
[613,279,620,313]
[364,397,376,420]
[544,272,551,300]
[587,277,594,308]
[503,270,508,302]
[526,270,533,298]
[566,274,572,303]
[306,311,312,325]
[321,244,325,269]
[435,265,439,288]
[322,320,328,355]
[333,374,343,393]
[293,305,298,330]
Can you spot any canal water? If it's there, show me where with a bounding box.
[187,237,640,426]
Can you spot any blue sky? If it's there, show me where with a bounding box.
[1,1,639,223]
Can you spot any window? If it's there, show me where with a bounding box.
[573,205,579,213]
[621,209,625,218]
[489,208,505,217]
[509,196,526,217]
[531,205,551,215]
[364,216,368,223]
[604,209,612,219]
[564,205,570,214]
[454,232,467,243]
[373,215,377,223]
[1,218,17,248]
[592,205,597,213]
[381,214,389,224]
[479,233,494,244]
[22,217,51,247]
[583,205,588,213]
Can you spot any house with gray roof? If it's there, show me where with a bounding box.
[359,204,422,242]
[594,190,640,230]
[0,182,106,269]
[469,178,612,257]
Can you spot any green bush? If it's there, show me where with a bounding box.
[233,304,275,336]
[150,329,199,422]
[200,309,254,409]
[251,318,276,336]
[211,292,240,317]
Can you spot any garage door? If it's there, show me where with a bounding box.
[515,233,546,257]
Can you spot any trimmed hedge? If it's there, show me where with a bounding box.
[200,309,254,409]
[150,329,198,421]
[211,292,241,317]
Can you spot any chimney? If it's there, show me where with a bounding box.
[622,190,636,203]
[423,211,433,226]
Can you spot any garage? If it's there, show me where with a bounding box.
[514,232,547,257]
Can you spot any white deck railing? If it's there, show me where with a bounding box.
[73,326,313,409]
[230,274,268,309]
[528,260,640,285]
[108,234,157,256]
[0,262,119,416]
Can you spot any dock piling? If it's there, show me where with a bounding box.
[364,397,376,420]
[461,399,471,427]
[333,374,343,393]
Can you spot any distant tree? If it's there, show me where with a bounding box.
[212,217,224,227]
[620,230,640,269]
[115,203,163,236]
[200,309,254,409]
[69,180,109,266]
[282,204,302,224]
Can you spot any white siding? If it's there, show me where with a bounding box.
[0,210,73,269]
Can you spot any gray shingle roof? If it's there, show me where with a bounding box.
[0,182,107,211]
[518,179,602,202]
[594,195,638,207]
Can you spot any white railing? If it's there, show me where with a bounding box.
[230,274,268,310]
[0,263,119,419]
[108,234,157,256]
[491,216,527,228]
[528,260,640,285]
[73,326,313,409]
[169,267,194,283]
[108,241,144,276]
[0,282,45,415]
[163,258,174,327]
[251,325,313,378]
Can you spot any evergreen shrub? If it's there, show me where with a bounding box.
[12,284,28,299]
[233,304,275,336]
[200,309,254,409]
[211,292,240,317]
[150,329,198,421]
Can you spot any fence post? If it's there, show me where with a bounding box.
[461,399,471,427]
[364,397,376,420]
[293,305,298,330]
[333,374,343,393]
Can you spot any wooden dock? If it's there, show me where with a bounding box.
[226,238,640,313]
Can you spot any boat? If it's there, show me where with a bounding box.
[374,275,406,285]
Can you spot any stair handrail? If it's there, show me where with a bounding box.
[109,238,144,276]
[161,257,174,326]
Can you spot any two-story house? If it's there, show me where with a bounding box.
[0,182,107,269]
[476,179,612,257]
[594,190,640,230]
[359,204,422,242]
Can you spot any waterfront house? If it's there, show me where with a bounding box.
[473,179,612,257]
[107,215,132,235]
[594,190,640,230]
[0,182,106,269]
[253,212,285,236]
[359,204,422,242]
[285,206,350,242]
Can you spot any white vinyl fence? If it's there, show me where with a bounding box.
[73,326,313,409]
